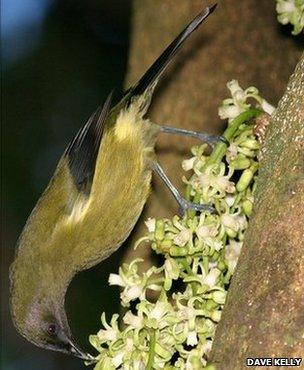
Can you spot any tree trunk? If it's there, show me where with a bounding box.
[210,54,304,369]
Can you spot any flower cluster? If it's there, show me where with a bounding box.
[276,0,304,35]
[88,81,273,369]
[218,80,274,122]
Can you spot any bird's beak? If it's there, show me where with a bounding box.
[67,338,96,362]
[55,315,96,362]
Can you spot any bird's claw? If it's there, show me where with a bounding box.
[218,135,229,146]
[196,133,229,146]
[178,198,214,216]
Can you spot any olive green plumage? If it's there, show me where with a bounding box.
[9,4,216,358]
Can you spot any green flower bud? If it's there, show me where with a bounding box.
[236,162,258,191]
[230,156,251,170]
[238,146,255,157]
[242,199,253,216]
[169,246,188,257]
[146,318,158,329]
[217,259,226,271]
[197,284,210,294]
[211,290,226,304]
[226,227,237,238]
[240,138,259,149]
[89,335,101,350]
[200,318,217,334]
[205,299,219,311]
[95,357,115,370]
[185,184,192,199]
[211,251,219,261]
[205,364,217,370]
[211,310,222,322]
[155,343,172,359]
[160,239,173,251]
[189,355,201,368]
[164,279,172,291]
[155,219,165,241]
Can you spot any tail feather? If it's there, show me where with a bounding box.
[126,4,217,103]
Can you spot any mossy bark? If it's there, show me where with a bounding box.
[210,55,304,369]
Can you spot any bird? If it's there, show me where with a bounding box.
[10,4,219,361]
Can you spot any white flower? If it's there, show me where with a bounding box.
[277,0,296,14]
[219,104,242,121]
[97,327,118,342]
[182,157,196,171]
[196,225,218,238]
[108,260,150,306]
[208,261,218,269]
[276,0,304,35]
[218,79,276,121]
[221,213,247,232]
[173,228,192,247]
[108,273,125,287]
[226,143,238,161]
[123,311,143,329]
[149,300,169,321]
[196,223,223,252]
[227,79,245,96]
[218,80,251,121]
[112,352,124,367]
[225,240,243,272]
[197,173,211,189]
[215,175,235,193]
[131,360,146,370]
[187,330,198,346]
[260,99,275,115]
[213,240,224,251]
[225,195,236,207]
[145,218,156,232]
[163,257,180,290]
[203,268,221,288]
[96,313,120,344]
[121,285,142,303]
[202,340,213,355]
[164,257,180,280]
[195,166,235,196]
[183,345,208,369]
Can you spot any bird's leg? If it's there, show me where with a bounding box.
[151,162,214,215]
[159,125,229,145]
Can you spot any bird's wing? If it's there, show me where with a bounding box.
[65,92,113,193]
[125,4,216,105]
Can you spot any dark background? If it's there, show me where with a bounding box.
[2,1,132,369]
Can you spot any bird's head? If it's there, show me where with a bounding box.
[10,272,94,361]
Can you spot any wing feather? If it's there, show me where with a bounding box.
[125,4,217,104]
[65,92,113,193]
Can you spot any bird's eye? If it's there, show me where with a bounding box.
[47,323,58,337]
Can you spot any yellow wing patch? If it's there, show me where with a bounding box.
[115,107,143,142]
[63,193,91,226]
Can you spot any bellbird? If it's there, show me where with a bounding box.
[10,4,219,361]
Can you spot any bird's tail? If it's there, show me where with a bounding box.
[125,3,217,107]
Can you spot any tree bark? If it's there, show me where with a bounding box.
[209,54,304,369]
